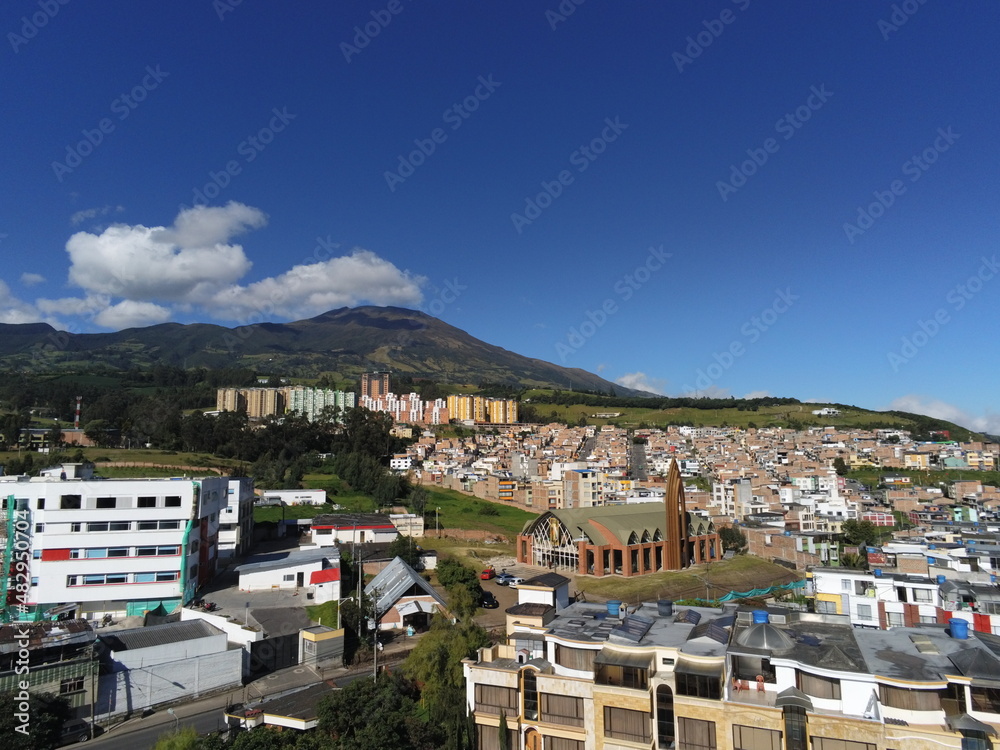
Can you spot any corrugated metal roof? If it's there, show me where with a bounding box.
[100,619,220,652]
[364,556,445,616]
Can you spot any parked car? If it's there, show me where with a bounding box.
[495,572,515,586]
[57,720,96,745]
[480,565,496,580]
[480,590,499,609]
[507,576,526,588]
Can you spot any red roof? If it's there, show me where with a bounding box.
[310,568,341,584]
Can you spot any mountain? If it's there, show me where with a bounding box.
[0,307,651,395]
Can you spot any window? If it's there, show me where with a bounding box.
[919,615,937,624]
[88,522,109,532]
[60,677,84,694]
[676,671,722,699]
[522,669,538,721]
[158,546,179,556]
[96,497,117,509]
[815,600,837,614]
[841,579,851,592]
[138,496,157,508]
[878,685,943,711]
[31,577,37,587]
[811,738,876,750]
[856,604,873,621]
[913,588,933,603]
[677,717,715,750]
[85,549,107,558]
[597,663,649,690]
[137,547,157,556]
[36,499,44,510]
[34,523,44,533]
[60,494,81,509]
[657,684,675,749]
[605,706,652,744]
[283,574,295,582]
[66,576,78,586]
[105,574,127,585]
[110,521,130,531]
[82,575,105,585]
[783,706,807,750]
[734,726,782,750]
[540,693,584,727]
[547,739,584,750]
[156,571,179,582]
[160,520,180,530]
[971,686,1000,713]
[165,496,182,507]
[886,612,904,628]
[796,671,841,700]
[138,521,158,531]
[33,550,41,559]
[70,523,82,532]
[474,684,518,717]
[475,724,517,750]
[108,548,128,557]
[554,645,596,672]
[134,573,155,583]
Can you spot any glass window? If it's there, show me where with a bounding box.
[70,523,82,532]
[160,520,181,530]
[109,521,130,531]
[879,685,944,711]
[60,495,82,509]
[134,573,155,583]
[60,677,84,694]
[540,693,583,727]
[138,496,157,508]
[605,707,652,744]
[108,548,128,557]
[66,576,78,586]
[856,604,873,621]
[815,600,837,614]
[676,671,722,699]
[811,738,876,750]
[522,669,538,721]
[36,499,44,510]
[783,706,807,750]
[105,574,127,585]
[156,571,178,582]
[474,684,518,717]
[96,497,117,509]
[82,575,105,585]
[733,725,782,750]
[137,547,157,556]
[677,717,715,750]
[158,546,179,555]
[85,549,107,558]
[554,645,596,671]
[797,671,841,700]
[913,589,932,602]
[138,521,158,531]
[657,684,675,749]
[33,550,42,559]
[34,523,44,533]
[886,612,904,628]
[165,496,182,507]
[88,522,109,532]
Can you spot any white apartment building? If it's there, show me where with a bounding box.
[1,463,237,622]
[218,477,255,562]
[287,387,355,422]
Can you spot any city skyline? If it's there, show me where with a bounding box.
[1,2,997,432]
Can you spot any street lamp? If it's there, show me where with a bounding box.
[436,507,441,536]
[167,707,179,733]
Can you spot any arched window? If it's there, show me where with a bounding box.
[653,528,663,541]
[641,530,651,543]
[628,532,639,546]
[657,684,675,748]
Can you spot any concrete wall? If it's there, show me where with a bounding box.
[97,647,242,718]
[180,607,263,647]
[110,633,228,670]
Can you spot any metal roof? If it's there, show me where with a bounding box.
[100,619,221,652]
[364,556,445,616]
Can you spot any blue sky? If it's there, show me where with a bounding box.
[2,1,998,431]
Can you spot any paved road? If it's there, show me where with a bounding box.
[629,439,649,480]
[90,706,230,750]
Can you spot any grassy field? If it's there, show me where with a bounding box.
[424,485,537,539]
[0,446,241,472]
[574,555,801,605]
[305,600,339,628]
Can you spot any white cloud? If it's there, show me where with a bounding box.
[36,294,111,318]
[889,394,1000,435]
[65,202,261,303]
[206,249,425,321]
[94,300,172,329]
[743,390,772,399]
[616,372,667,395]
[70,204,124,226]
[20,272,45,286]
[0,280,42,324]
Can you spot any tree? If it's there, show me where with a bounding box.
[47,422,63,449]
[498,713,509,750]
[719,525,746,552]
[0,691,70,750]
[833,457,849,476]
[408,484,429,517]
[83,418,113,448]
[842,519,880,546]
[386,535,422,570]
[152,727,202,750]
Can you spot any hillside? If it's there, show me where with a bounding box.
[0,307,647,395]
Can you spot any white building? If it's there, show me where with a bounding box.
[234,547,340,594]
[218,477,255,561]
[307,513,399,547]
[258,488,327,506]
[286,387,355,422]
[1,463,236,621]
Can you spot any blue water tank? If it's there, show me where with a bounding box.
[929,544,936,550]
[949,618,969,640]
[873,569,882,577]
[752,610,769,624]
[928,557,936,564]
[607,600,622,617]
[936,575,946,584]
[991,574,997,584]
